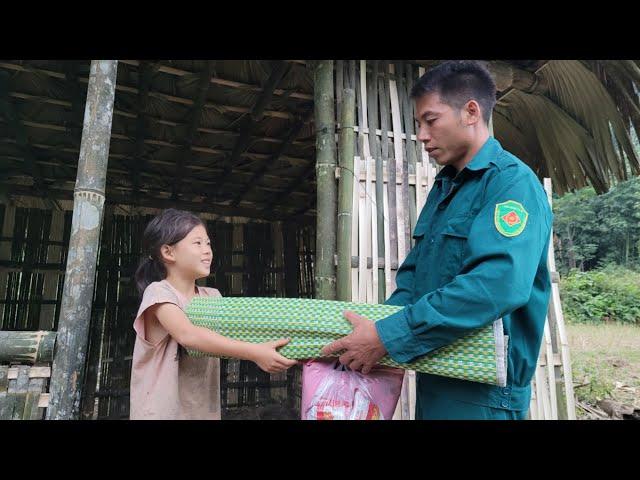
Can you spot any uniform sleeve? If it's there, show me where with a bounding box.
[375,169,552,363]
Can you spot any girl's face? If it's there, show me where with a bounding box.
[163,224,213,279]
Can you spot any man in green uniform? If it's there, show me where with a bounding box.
[321,60,553,420]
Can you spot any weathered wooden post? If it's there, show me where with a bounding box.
[313,60,337,300]
[336,88,355,301]
[47,60,118,420]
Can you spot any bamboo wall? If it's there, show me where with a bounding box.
[337,61,435,419]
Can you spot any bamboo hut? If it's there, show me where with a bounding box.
[1,59,638,420]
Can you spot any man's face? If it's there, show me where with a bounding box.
[414,92,471,170]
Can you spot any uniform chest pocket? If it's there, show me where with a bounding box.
[438,215,473,284]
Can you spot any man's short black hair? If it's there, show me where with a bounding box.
[411,60,497,124]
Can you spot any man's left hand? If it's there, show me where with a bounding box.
[320,310,387,374]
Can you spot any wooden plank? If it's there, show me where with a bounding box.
[7,366,51,379]
[544,178,576,420]
[388,64,407,265]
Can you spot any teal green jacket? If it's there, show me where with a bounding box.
[375,137,553,413]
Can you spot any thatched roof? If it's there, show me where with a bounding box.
[1,60,638,219]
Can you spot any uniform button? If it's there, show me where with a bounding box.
[502,388,511,395]
[501,400,509,408]
[430,238,435,244]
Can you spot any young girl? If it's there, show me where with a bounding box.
[130,208,297,420]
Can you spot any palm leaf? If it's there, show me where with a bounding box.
[494,60,640,193]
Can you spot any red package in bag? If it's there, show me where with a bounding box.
[301,358,404,420]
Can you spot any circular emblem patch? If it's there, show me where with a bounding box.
[494,200,529,237]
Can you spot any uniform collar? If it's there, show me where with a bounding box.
[435,136,502,183]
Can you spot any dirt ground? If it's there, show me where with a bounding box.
[567,324,640,419]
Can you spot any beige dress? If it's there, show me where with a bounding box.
[129,279,222,420]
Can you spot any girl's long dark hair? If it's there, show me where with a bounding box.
[134,208,205,296]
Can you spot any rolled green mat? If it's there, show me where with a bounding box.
[185,297,508,387]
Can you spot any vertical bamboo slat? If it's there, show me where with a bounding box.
[388,64,407,265]
[0,205,15,329]
[364,157,373,303]
[370,157,379,304]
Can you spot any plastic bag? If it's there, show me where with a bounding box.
[301,358,404,420]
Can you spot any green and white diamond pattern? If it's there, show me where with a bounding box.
[185,297,506,386]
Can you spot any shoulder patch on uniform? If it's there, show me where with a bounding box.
[494,200,529,237]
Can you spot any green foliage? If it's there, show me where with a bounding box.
[560,266,640,324]
[553,176,640,274]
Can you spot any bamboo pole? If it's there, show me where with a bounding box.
[313,61,337,301]
[0,331,56,364]
[336,89,355,302]
[346,62,359,302]
[47,60,118,420]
